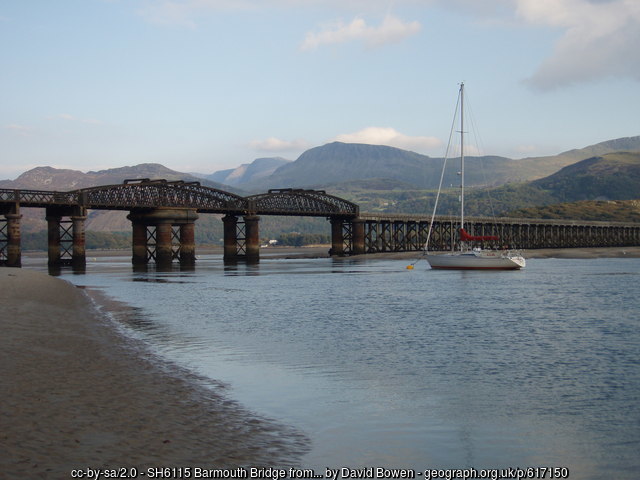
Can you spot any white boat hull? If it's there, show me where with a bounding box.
[425,251,526,270]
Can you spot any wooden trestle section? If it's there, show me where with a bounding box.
[2,181,640,269]
[328,214,640,255]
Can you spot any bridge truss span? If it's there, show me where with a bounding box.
[247,188,359,217]
[74,179,248,213]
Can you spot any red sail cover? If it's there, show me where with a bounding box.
[459,228,499,242]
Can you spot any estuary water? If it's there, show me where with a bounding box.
[43,254,639,479]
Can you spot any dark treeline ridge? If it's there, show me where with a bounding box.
[23,231,132,251]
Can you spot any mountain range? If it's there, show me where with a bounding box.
[206,157,290,187]
[0,164,237,193]
[2,135,639,239]
[3,135,640,195]
[205,135,640,192]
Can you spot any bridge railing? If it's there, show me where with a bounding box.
[0,188,78,206]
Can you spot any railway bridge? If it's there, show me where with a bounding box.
[0,179,357,268]
[1,179,639,268]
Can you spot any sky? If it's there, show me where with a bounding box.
[1,0,639,180]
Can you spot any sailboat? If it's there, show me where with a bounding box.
[424,83,526,270]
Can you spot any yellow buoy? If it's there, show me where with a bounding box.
[406,265,414,270]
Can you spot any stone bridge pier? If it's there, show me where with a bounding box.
[45,205,88,269]
[330,217,365,256]
[127,208,199,268]
[222,214,260,263]
[0,204,22,267]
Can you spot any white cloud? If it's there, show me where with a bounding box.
[515,0,640,89]
[3,124,33,137]
[300,15,421,50]
[331,127,442,152]
[250,137,310,152]
[141,1,421,49]
[420,0,640,89]
[140,0,639,87]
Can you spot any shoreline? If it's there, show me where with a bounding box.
[0,269,308,477]
[344,246,640,260]
[23,244,640,262]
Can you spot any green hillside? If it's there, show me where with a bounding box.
[530,151,640,201]
[459,152,640,214]
[508,200,640,222]
[502,136,640,182]
[333,152,640,219]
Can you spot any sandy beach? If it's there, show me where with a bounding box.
[0,269,308,479]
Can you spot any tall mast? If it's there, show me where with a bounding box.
[459,82,465,232]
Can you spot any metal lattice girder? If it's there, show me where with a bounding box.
[146,226,157,261]
[380,222,392,251]
[60,219,73,261]
[342,221,353,255]
[0,219,7,262]
[73,179,248,213]
[236,220,247,255]
[171,226,181,260]
[364,221,378,253]
[246,188,358,217]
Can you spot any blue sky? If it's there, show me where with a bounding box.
[1,0,639,179]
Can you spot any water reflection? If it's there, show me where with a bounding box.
[47,263,86,276]
[46,256,640,477]
[223,262,261,276]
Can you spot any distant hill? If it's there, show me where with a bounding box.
[454,151,640,217]
[347,151,640,219]
[0,166,94,191]
[233,136,640,192]
[506,136,640,182]
[259,142,433,188]
[0,163,239,193]
[508,199,640,223]
[243,142,519,191]
[208,157,291,186]
[530,151,640,201]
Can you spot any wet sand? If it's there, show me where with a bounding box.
[0,269,308,478]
